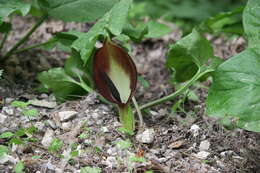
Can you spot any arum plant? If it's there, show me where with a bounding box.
[93,39,138,133]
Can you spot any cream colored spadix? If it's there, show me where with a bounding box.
[108,56,131,103]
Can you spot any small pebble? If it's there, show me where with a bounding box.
[102,126,109,133]
[194,151,210,159]
[0,113,7,123]
[103,156,118,168]
[41,129,55,147]
[199,140,210,151]
[58,111,77,122]
[190,124,200,137]
[2,106,14,115]
[61,122,72,131]
[47,120,57,129]
[136,129,155,144]
[30,100,57,109]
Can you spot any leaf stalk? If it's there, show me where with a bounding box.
[2,14,48,61]
[139,68,212,110]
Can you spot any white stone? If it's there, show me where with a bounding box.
[103,156,118,168]
[136,129,155,144]
[199,140,210,151]
[47,120,57,129]
[91,112,100,120]
[30,100,57,109]
[220,150,234,157]
[102,126,109,133]
[61,122,72,131]
[0,113,7,123]
[58,111,77,122]
[107,147,118,156]
[190,124,200,137]
[194,151,210,159]
[41,129,54,147]
[2,106,14,115]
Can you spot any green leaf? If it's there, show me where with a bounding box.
[129,156,146,163]
[166,29,213,82]
[206,49,260,132]
[9,138,23,145]
[22,109,38,117]
[80,166,101,173]
[14,161,24,173]
[138,76,150,88]
[64,52,86,79]
[48,138,63,152]
[108,0,132,36]
[145,21,172,38]
[116,139,132,150]
[0,145,8,158]
[122,23,148,42]
[199,6,244,35]
[0,0,31,22]
[11,101,30,108]
[243,0,260,48]
[40,0,117,22]
[37,68,87,101]
[71,16,108,64]
[0,22,11,33]
[31,155,41,159]
[0,132,15,138]
[117,127,134,136]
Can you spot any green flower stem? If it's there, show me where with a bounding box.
[140,68,212,110]
[132,96,144,129]
[118,104,135,132]
[2,14,48,61]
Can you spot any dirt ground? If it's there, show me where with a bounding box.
[0,16,260,173]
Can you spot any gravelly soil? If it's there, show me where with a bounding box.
[0,16,259,173]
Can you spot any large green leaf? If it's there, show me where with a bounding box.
[199,6,244,35]
[122,23,148,42]
[0,22,11,33]
[166,29,213,82]
[108,0,132,36]
[71,14,108,64]
[40,0,117,22]
[145,21,172,38]
[71,0,133,63]
[243,0,260,48]
[206,49,260,132]
[0,0,31,23]
[37,68,87,101]
[206,0,260,132]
